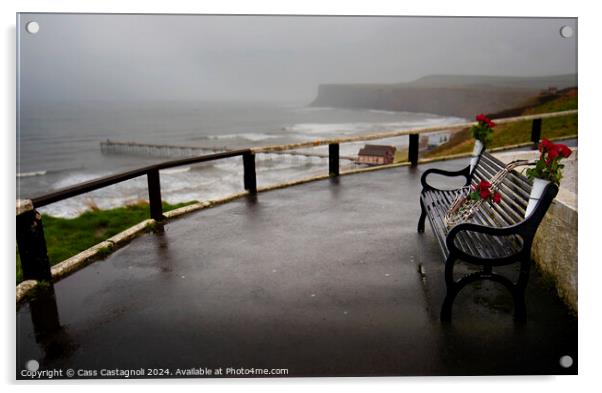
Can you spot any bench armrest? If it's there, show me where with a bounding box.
[445,222,526,262]
[421,166,471,191]
[445,183,559,261]
[446,182,558,248]
[447,221,523,240]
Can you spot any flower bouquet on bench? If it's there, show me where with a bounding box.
[524,138,572,217]
[444,160,530,229]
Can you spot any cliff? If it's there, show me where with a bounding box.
[310,74,577,118]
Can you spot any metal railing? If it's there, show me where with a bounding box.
[16,109,577,282]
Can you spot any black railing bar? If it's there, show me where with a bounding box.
[30,148,251,208]
[153,148,250,170]
[101,139,231,151]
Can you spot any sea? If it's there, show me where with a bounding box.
[17,100,465,217]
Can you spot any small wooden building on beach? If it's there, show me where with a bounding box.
[357,144,396,165]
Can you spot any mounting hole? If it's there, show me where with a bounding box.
[559,355,573,368]
[25,21,40,34]
[559,25,573,38]
[26,359,39,372]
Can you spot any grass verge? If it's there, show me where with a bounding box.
[423,88,577,158]
[16,201,194,284]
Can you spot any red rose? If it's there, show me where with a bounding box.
[480,189,491,200]
[478,180,491,189]
[545,148,559,166]
[540,138,554,152]
[475,114,495,128]
[556,144,572,158]
[493,192,501,204]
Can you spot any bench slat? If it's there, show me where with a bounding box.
[422,189,522,259]
[476,158,531,201]
[468,206,523,257]
[475,154,530,187]
[479,154,531,192]
[435,191,502,259]
[471,156,531,223]
[423,194,450,258]
[476,160,529,193]
[432,190,484,257]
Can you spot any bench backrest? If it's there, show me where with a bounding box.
[470,152,534,227]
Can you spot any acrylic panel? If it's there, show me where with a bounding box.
[16,14,577,379]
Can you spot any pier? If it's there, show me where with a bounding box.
[100,140,227,156]
[100,139,358,162]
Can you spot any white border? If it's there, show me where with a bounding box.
[3,1,600,392]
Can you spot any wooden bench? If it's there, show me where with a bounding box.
[417,151,559,322]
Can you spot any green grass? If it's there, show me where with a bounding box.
[16,201,195,284]
[393,150,407,163]
[424,90,577,158]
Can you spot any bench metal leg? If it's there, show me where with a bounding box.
[440,261,530,323]
[440,286,458,322]
[444,255,456,287]
[417,198,427,233]
[441,256,458,322]
[516,257,532,290]
[513,257,531,322]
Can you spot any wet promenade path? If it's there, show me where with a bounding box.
[17,159,577,378]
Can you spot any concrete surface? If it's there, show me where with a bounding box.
[16,160,577,378]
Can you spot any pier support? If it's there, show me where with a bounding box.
[147,169,164,221]
[329,144,340,177]
[243,152,257,194]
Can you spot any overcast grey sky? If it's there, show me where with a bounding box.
[18,14,577,104]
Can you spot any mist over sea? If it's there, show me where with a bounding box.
[17,100,464,217]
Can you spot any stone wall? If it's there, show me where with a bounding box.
[494,149,578,313]
[532,198,578,312]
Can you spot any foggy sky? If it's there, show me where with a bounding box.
[18,14,577,104]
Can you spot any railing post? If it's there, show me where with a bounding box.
[408,133,419,167]
[16,200,52,281]
[531,118,542,150]
[147,169,164,221]
[243,152,257,194]
[329,143,339,176]
[29,282,62,341]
